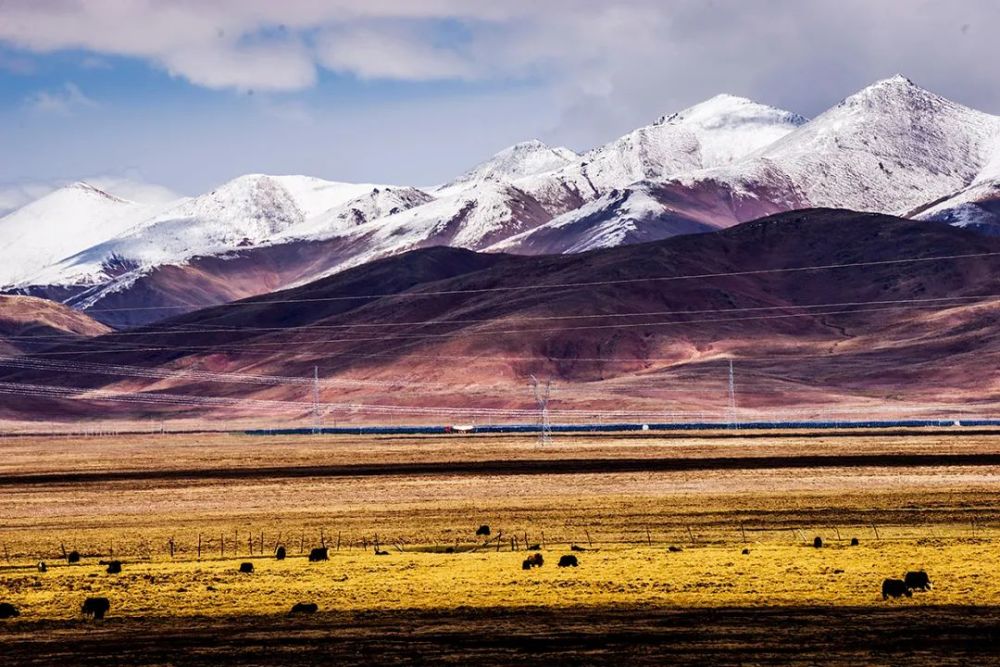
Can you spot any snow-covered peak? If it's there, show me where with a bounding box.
[657,93,806,129]
[0,183,162,287]
[64,181,128,202]
[741,75,1000,212]
[652,94,808,167]
[438,140,579,193]
[23,174,400,288]
[514,95,805,207]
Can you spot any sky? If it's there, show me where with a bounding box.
[1,0,999,209]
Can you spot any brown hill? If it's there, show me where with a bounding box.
[3,209,1000,424]
[0,294,110,355]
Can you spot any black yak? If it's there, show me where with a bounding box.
[850,537,860,546]
[0,602,19,619]
[106,561,122,574]
[290,602,318,614]
[275,545,286,560]
[570,545,588,552]
[881,579,912,600]
[813,536,823,549]
[374,549,390,556]
[522,553,544,569]
[668,546,683,553]
[741,548,750,555]
[904,571,932,591]
[308,547,329,562]
[37,562,47,573]
[558,555,579,568]
[476,525,491,537]
[67,551,81,564]
[239,562,254,574]
[82,597,110,620]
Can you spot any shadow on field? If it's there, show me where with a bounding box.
[5,452,1000,486]
[3,605,1000,665]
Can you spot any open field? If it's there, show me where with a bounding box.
[3,430,1000,664]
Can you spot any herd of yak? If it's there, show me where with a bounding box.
[0,529,933,622]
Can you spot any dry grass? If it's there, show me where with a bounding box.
[2,429,1000,665]
[1,538,997,622]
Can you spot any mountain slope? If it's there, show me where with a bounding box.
[6,76,1000,332]
[26,175,398,289]
[0,294,110,354]
[518,94,806,211]
[7,210,1000,422]
[700,76,1000,214]
[0,183,170,287]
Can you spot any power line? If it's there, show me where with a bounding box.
[6,293,987,341]
[77,250,1000,313]
[16,298,999,358]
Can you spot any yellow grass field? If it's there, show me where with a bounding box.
[2,429,1000,664]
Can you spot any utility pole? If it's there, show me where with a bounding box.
[727,360,738,429]
[312,366,321,434]
[530,375,552,446]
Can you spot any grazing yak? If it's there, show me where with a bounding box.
[570,545,588,552]
[527,544,541,551]
[476,525,491,537]
[239,562,254,574]
[741,548,750,555]
[850,537,860,546]
[668,546,683,553]
[522,553,544,570]
[881,579,912,600]
[275,546,286,560]
[67,551,81,564]
[813,537,823,549]
[0,602,19,619]
[106,561,122,574]
[82,597,111,620]
[290,602,318,614]
[374,549,390,556]
[904,571,932,591]
[557,555,579,568]
[309,547,329,562]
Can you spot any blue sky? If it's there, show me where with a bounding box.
[2,0,999,207]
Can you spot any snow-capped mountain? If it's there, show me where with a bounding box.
[23,174,402,288]
[313,181,553,277]
[0,182,174,287]
[698,76,1000,214]
[517,94,807,210]
[6,75,1000,328]
[436,140,579,195]
[532,76,1000,253]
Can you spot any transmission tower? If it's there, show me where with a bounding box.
[727,360,738,429]
[312,366,321,434]
[530,375,552,446]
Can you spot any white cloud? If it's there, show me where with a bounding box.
[316,26,475,81]
[24,82,98,114]
[2,0,999,115]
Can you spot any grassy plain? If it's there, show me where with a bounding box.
[2,430,1000,663]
